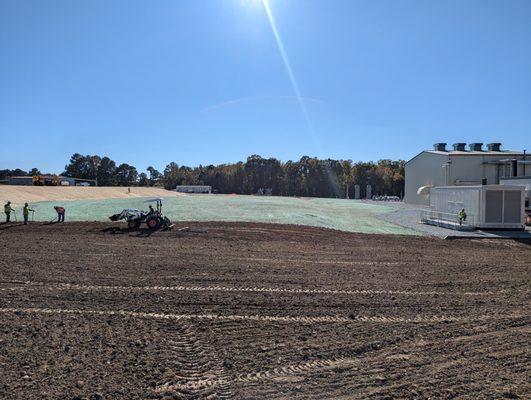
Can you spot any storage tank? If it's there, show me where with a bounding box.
[428,185,525,230]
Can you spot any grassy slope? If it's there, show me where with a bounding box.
[20,194,419,235]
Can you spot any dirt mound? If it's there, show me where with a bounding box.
[0,185,184,206]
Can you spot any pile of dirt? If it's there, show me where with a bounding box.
[0,185,184,206]
[0,222,529,399]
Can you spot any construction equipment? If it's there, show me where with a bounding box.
[32,175,61,186]
[109,208,146,229]
[109,198,173,230]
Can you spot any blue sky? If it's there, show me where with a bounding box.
[1,0,530,173]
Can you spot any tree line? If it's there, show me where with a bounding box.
[2,153,405,198]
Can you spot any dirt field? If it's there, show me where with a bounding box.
[0,222,529,399]
[0,186,182,206]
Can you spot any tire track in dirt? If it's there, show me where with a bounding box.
[0,307,524,324]
[0,282,502,297]
[235,356,360,383]
[154,322,233,399]
[356,326,531,398]
[227,325,531,397]
[157,336,399,390]
[230,256,401,266]
[154,356,363,391]
[229,325,531,395]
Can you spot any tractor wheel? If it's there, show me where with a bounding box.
[162,216,173,230]
[128,220,140,230]
[146,216,161,230]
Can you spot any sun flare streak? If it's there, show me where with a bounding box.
[261,1,341,194]
[261,0,320,146]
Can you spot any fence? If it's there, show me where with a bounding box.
[420,210,476,228]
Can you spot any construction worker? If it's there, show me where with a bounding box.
[54,206,66,223]
[458,208,467,225]
[23,203,34,225]
[4,201,13,223]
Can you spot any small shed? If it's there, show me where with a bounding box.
[426,185,525,230]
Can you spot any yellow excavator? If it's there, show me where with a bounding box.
[32,175,61,186]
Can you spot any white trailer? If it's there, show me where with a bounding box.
[424,185,525,230]
[175,185,212,194]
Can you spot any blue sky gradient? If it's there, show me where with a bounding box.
[1,0,530,173]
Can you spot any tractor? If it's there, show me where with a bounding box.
[109,198,173,230]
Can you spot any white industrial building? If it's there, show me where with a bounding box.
[405,143,529,205]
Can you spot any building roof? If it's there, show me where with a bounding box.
[406,149,526,165]
[8,175,95,181]
[426,150,525,156]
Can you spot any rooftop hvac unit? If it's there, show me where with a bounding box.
[429,185,525,230]
[469,143,483,152]
[433,143,447,151]
[487,143,502,152]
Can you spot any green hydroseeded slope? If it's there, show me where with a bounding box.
[25,195,418,235]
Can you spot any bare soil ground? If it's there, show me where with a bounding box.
[0,221,529,399]
[0,186,182,206]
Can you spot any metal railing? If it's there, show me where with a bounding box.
[420,210,476,228]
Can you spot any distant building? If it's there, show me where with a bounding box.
[405,143,529,205]
[175,185,212,194]
[7,176,33,185]
[7,175,96,186]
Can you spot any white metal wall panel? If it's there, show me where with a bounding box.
[485,191,503,223]
[503,191,522,223]
[430,187,481,219]
[404,152,448,205]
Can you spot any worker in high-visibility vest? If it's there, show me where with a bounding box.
[4,201,13,223]
[458,208,467,226]
[23,203,34,225]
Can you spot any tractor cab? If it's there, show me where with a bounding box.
[145,198,163,214]
[143,198,172,230]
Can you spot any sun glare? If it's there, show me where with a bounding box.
[239,0,263,7]
[259,0,320,146]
